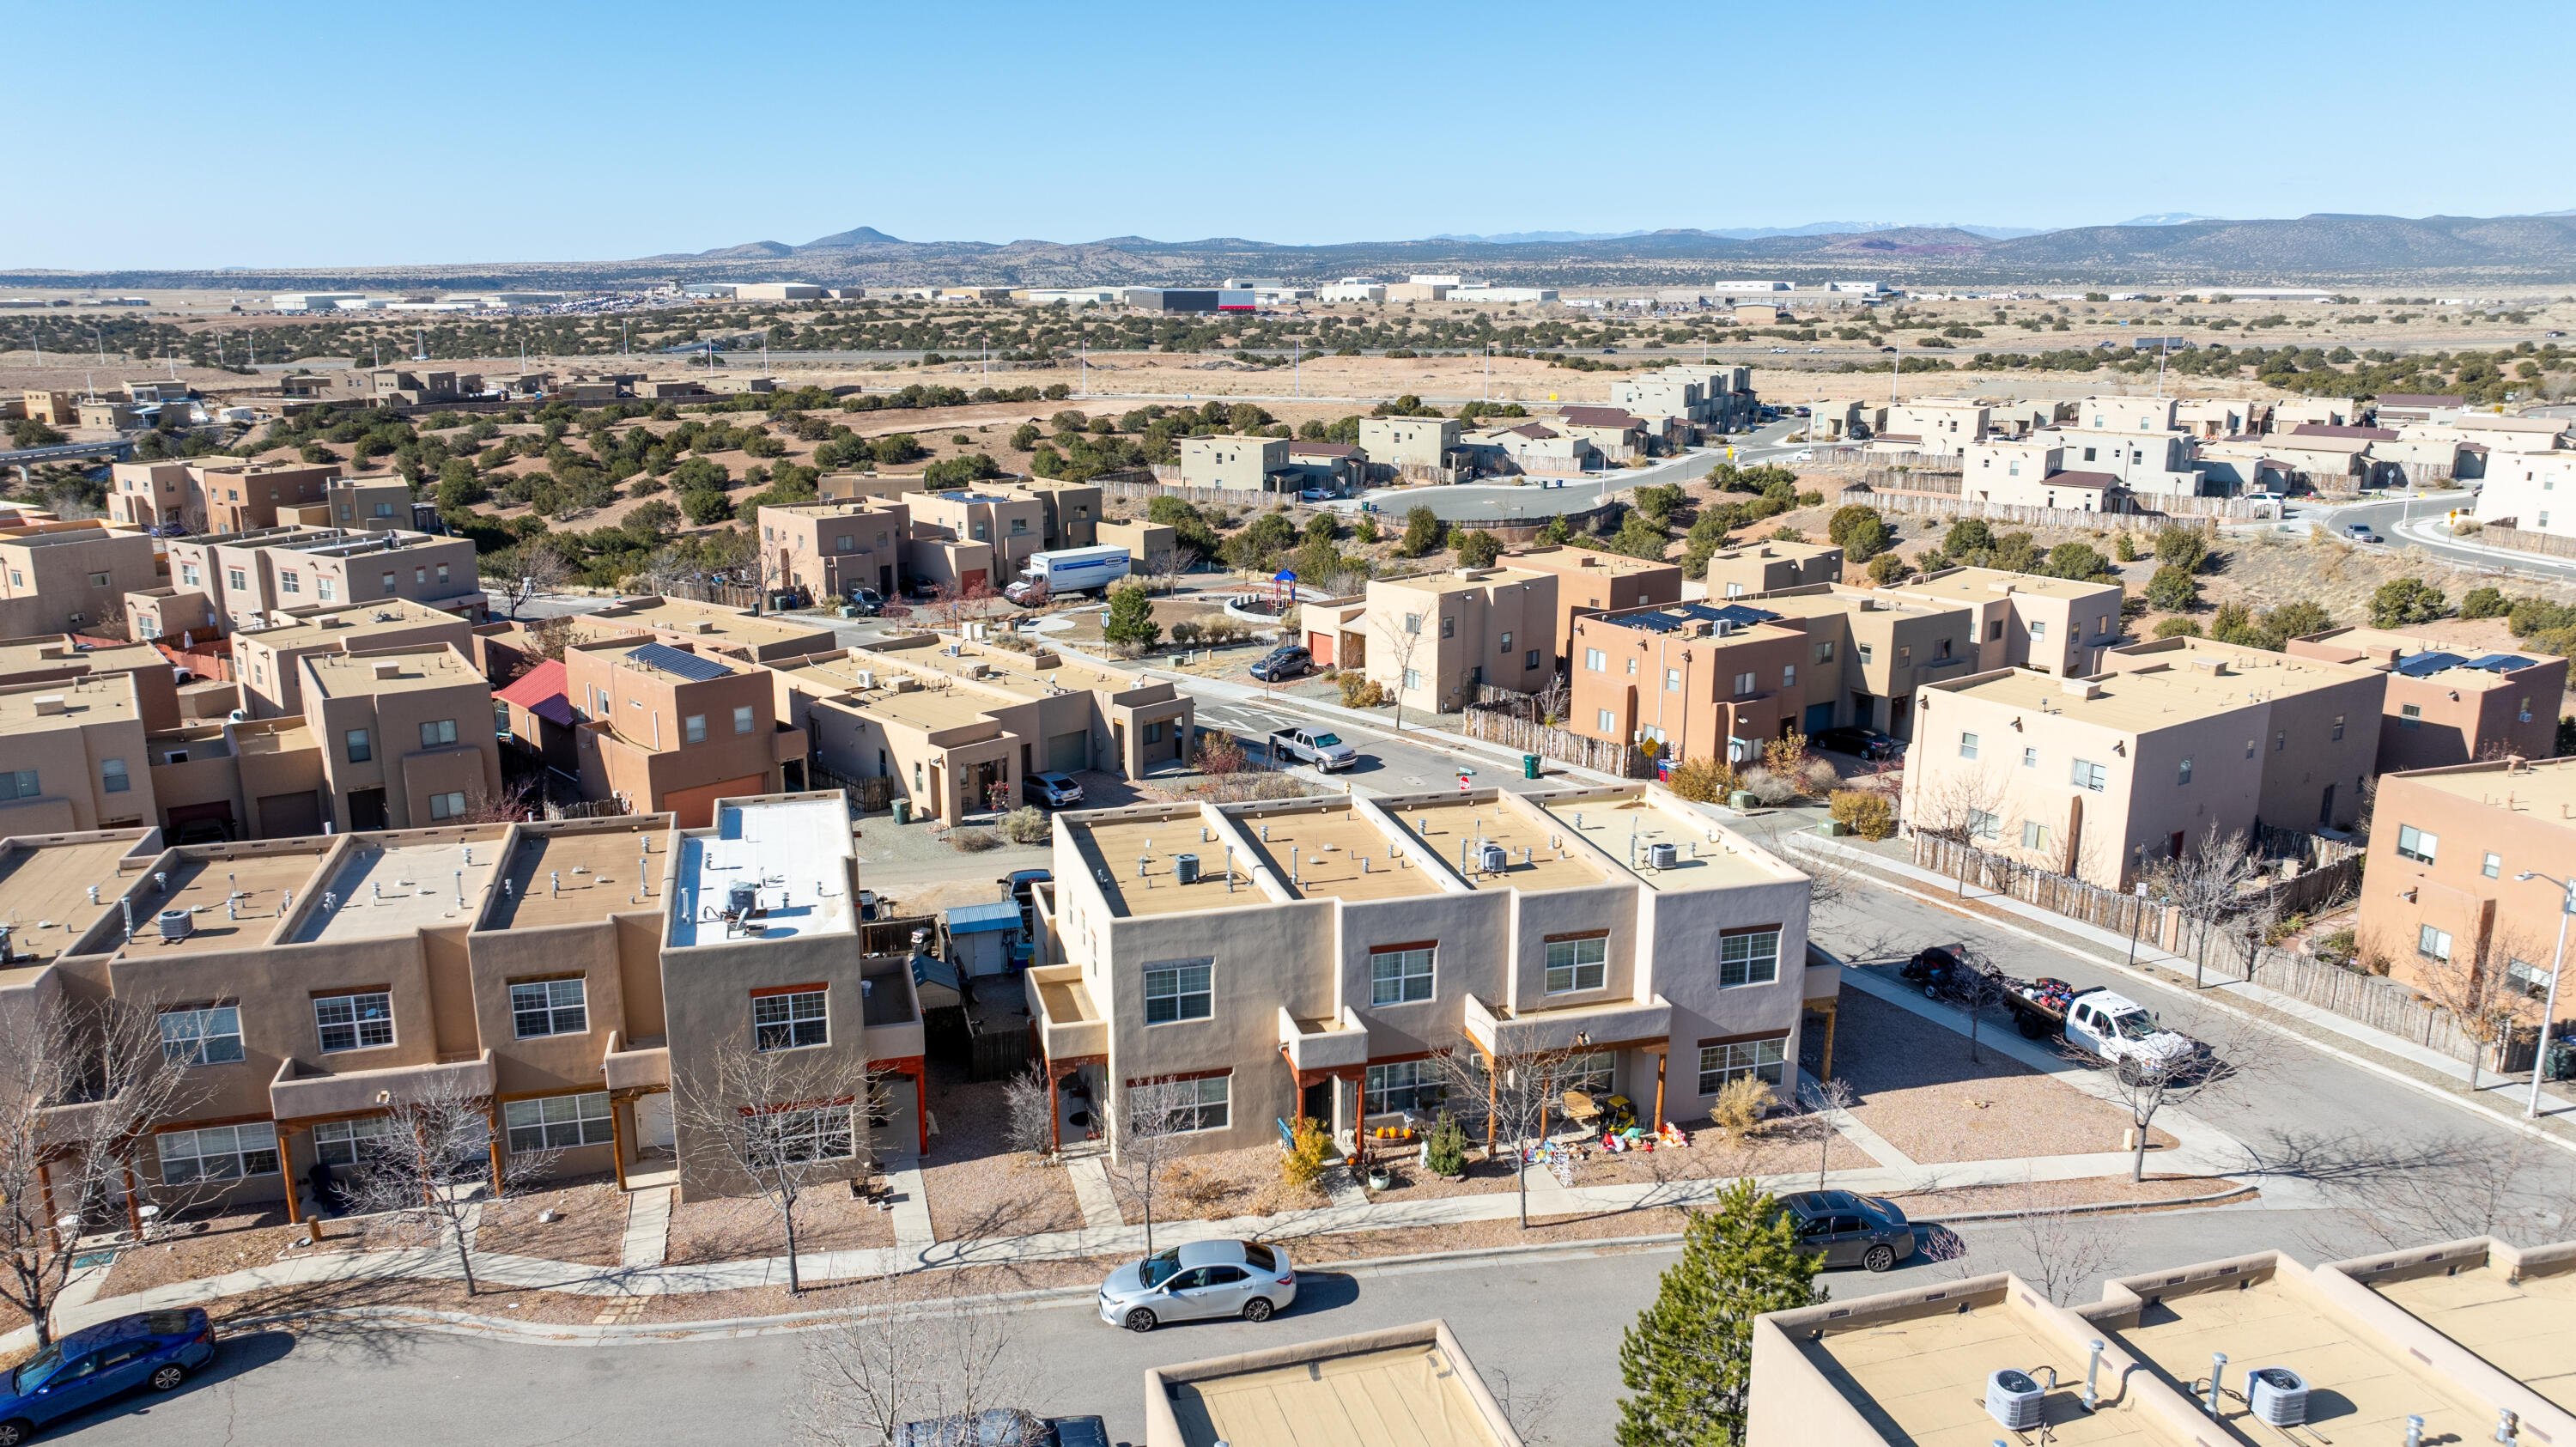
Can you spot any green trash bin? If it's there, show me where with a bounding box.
[2548,1040,2576,1084]
[1522,753,1540,780]
[891,799,912,825]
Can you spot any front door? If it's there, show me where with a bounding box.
[2318,783,2336,827]
[637,1092,676,1152]
[348,787,388,832]
[1850,693,1874,730]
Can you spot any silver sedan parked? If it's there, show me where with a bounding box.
[1097,1239,1296,1332]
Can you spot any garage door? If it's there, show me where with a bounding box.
[1307,629,1334,666]
[257,791,321,837]
[1046,731,1090,775]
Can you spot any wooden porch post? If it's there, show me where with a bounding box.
[609,1099,631,1192]
[1820,1005,1839,1083]
[914,1067,931,1156]
[485,1099,506,1193]
[1484,1050,1498,1151]
[1653,1049,1667,1129]
[1048,1068,1063,1154]
[121,1159,143,1239]
[279,1131,304,1226]
[37,1160,59,1250]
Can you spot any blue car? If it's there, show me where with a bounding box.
[0,1310,216,1444]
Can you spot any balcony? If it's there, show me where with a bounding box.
[269,1049,495,1122]
[1803,943,1844,1006]
[1025,964,1106,1061]
[602,1032,670,1093]
[1278,1006,1370,1075]
[1463,992,1671,1058]
[860,958,925,1063]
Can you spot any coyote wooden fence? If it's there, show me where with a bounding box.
[1461,706,1649,777]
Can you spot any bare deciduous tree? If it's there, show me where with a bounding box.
[1428,1039,1595,1230]
[2069,1004,2269,1183]
[1103,1077,1204,1255]
[1371,608,1431,732]
[1000,1067,1054,1161]
[335,1073,556,1297]
[503,539,574,619]
[2141,822,2268,985]
[1905,763,2009,897]
[2408,920,2548,1093]
[2008,1195,2121,1306]
[794,1282,1035,1447]
[0,994,204,1345]
[1798,1075,1856,1190]
[676,1039,890,1294]
[1148,545,1200,598]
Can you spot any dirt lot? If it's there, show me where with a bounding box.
[920,1077,1086,1243]
[472,1176,629,1267]
[1110,1143,1327,1225]
[665,1183,894,1265]
[1829,991,2178,1164]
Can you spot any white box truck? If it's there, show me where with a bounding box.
[1005,544,1130,602]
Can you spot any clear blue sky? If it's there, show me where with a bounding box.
[9,0,2571,271]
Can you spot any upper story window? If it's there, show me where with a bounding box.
[2395,824,2437,863]
[4,768,48,800]
[315,990,394,1053]
[735,705,756,734]
[1370,945,1435,1006]
[1440,616,1456,639]
[2178,757,2194,785]
[1720,927,1782,988]
[1814,641,1835,664]
[1584,648,1607,672]
[421,719,457,748]
[158,1006,244,1066]
[345,728,371,763]
[684,714,708,745]
[1958,732,1979,761]
[1145,960,1213,1024]
[2399,703,2423,730]
[2070,759,2106,792]
[512,978,589,1038]
[753,988,829,1051]
[1545,935,1607,994]
[100,758,129,793]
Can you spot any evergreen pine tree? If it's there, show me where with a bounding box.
[1615,1177,1823,1447]
[1101,583,1161,649]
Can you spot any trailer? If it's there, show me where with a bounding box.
[1907,946,2207,1079]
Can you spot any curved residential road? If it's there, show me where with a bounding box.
[1342,417,1816,524]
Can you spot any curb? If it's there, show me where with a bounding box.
[198,1188,2255,1347]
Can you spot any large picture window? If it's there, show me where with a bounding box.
[760,1104,855,1163]
[753,988,829,1051]
[313,1116,398,1167]
[1143,961,1212,1024]
[1698,1038,1787,1096]
[1364,1061,1439,1115]
[1370,946,1435,1006]
[1565,1051,1616,1096]
[156,1122,280,1183]
[1545,936,1607,994]
[1719,928,1782,988]
[2395,824,2438,863]
[158,1006,244,1066]
[314,991,393,1053]
[1161,1075,1229,1132]
[505,1092,613,1152]
[511,979,589,1038]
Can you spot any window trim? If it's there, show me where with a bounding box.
[1544,934,1608,994]
[158,1005,245,1066]
[1718,926,1783,988]
[1369,944,1437,1006]
[752,986,829,1051]
[504,1091,614,1152]
[510,977,590,1039]
[1697,1036,1788,1096]
[1143,959,1213,1025]
[313,989,394,1054]
[156,1122,281,1183]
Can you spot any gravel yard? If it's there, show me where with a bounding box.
[921,1078,1085,1243]
[473,1176,629,1267]
[666,1183,895,1266]
[1111,1143,1325,1225]
[1829,991,2178,1164]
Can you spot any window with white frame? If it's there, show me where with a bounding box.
[344,728,370,763]
[2483,852,2502,879]
[759,1103,855,1163]
[683,714,708,744]
[428,791,466,820]
[2418,924,2452,961]
[1403,668,1423,690]
[1144,960,1212,1024]
[2399,703,2422,730]
[158,1006,244,1066]
[1545,935,1607,993]
[1157,1075,1230,1132]
[1440,616,1455,639]
[420,719,457,748]
[734,705,755,734]
[1596,708,1615,733]
[312,1116,397,1166]
[1858,642,1874,665]
[314,991,393,1052]
[1584,648,1607,672]
[2507,957,2555,1000]
[1966,808,2000,840]
[511,979,588,1038]
[2021,746,2038,768]
[1814,640,1834,663]
[2070,759,2106,791]
[1959,732,1979,760]
[1720,928,1782,988]
[1370,946,1435,1006]
[157,1122,281,1183]
[2395,824,2437,863]
[1783,664,1795,689]
[1733,671,1757,696]
[753,988,829,1050]
[1404,612,1423,635]
[1665,667,1682,692]
[2022,820,2049,852]
[100,758,129,793]
[504,1091,613,1152]
[1698,1037,1787,1095]
[1565,1051,1616,1096]
[1364,1061,1437,1114]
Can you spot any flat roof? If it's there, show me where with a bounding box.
[1531,791,1784,891]
[2110,1273,2491,1447]
[2403,757,2576,824]
[0,635,167,678]
[862,637,1147,700]
[288,831,507,944]
[1233,801,1445,905]
[301,645,483,698]
[238,601,465,650]
[1376,567,1549,597]
[234,720,314,757]
[668,796,853,948]
[115,847,332,958]
[0,836,139,970]
[0,674,143,732]
[586,598,832,648]
[2367,1261,2576,1412]
[1752,590,1949,623]
[1946,646,2366,732]
[1067,812,1269,917]
[841,678,1005,733]
[1382,796,1609,894]
[1504,544,1674,575]
[1892,565,2118,602]
[1804,1296,2190,1447]
[2300,625,2558,687]
[485,821,670,932]
[1163,1339,1508,1447]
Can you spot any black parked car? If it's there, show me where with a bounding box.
[898,1411,1108,1447]
[1776,1190,1916,1272]
[1814,726,1901,761]
[1249,644,1313,682]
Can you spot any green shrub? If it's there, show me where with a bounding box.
[2459,586,2509,619]
[2144,564,2199,612]
[1425,1116,1469,1177]
[997,807,1050,845]
[2153,616,2203,638]
[2369,576,2446,628]
[1830,791,1896,840]
[2154,527,2208,572]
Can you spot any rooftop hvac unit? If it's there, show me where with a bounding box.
[1174,853,1201,885]
[1477,843,1509,874]
[726,882,759,917]
[854,670,874,689]
[1645,842,1679,870]
[156,909,195,942]
[1984,1370,2045,1432]
[2247,1367,2308,1427]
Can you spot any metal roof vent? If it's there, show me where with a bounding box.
[1984,1370,2044,1432]
[2248,1367,2308,1427]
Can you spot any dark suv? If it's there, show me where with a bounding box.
[1777,1189,1915,1272]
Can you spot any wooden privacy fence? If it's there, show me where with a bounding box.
[1856,490,2191,533]
[1461,706,1649,777]
[2478,524,2576,562]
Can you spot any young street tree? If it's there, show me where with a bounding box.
[2071,1005,2267,1183]
[676,1039,890,1295]
[1371,607,1431,731]
[795,1281,1035,1447]
[0,994,204,1346]
[1428,1038,1593,1230]
[335,1073,558,1297]
[1907,762,2008,898]
[1615,1177,1825,1447]
[1103,1076,1207,1255]
[2140,822,2268,986]
[2407,920,2547,1093]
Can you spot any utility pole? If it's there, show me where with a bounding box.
[2516,869,2573,1120]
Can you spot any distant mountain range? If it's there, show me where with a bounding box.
[15,212,2576,292]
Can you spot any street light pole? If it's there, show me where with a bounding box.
[2515,871,2573,1119]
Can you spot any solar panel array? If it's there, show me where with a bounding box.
[624,642,734,682]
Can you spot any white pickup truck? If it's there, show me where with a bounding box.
[1268,727,1358,772]
[2005,980,2208,1079]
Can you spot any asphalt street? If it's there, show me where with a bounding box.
[1342,417,1814,524]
